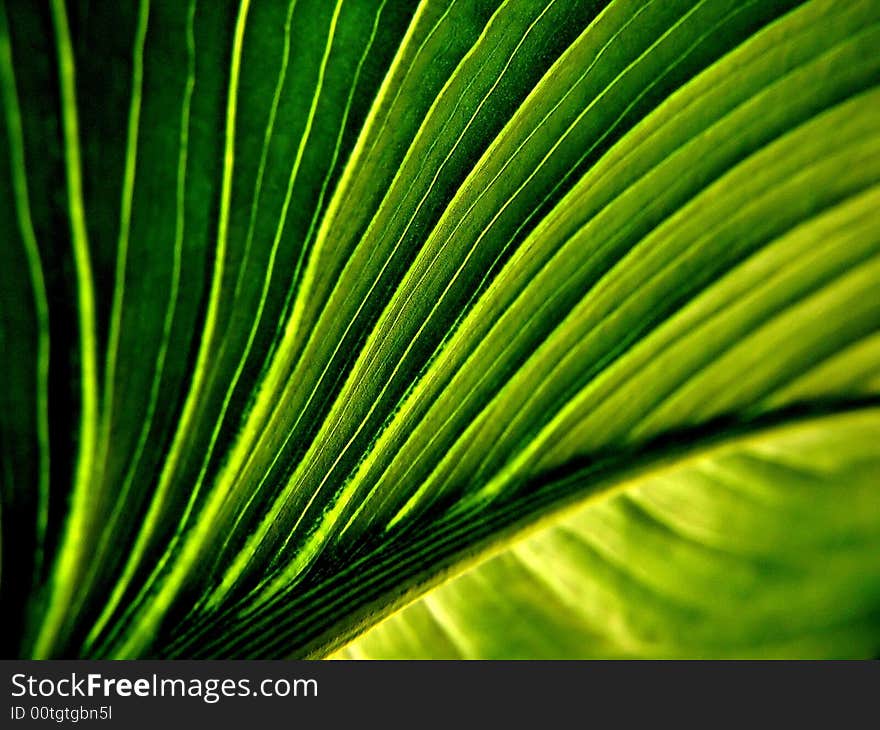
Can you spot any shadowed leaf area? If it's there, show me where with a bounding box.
[0,0,878,659]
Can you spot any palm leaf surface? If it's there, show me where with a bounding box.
[0,0,878,658]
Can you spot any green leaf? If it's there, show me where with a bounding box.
[0,0,877,659]
[335,409,880,658]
